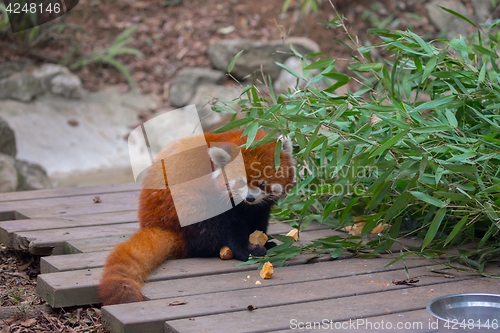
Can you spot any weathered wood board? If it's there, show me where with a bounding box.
[0,182,498,333]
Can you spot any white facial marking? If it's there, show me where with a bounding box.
[271,183,283,195]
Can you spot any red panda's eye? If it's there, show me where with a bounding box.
[258,181,266,190]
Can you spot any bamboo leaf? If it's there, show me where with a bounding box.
[369,131,408,158]
[228,50,244,73]
[213,117,252,133]
[410,191,447,208]
[422,207,447,250]
[444,216,468,246]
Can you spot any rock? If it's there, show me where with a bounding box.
[190,84,241,131]
[426,0,474,38]
[15,159,52,191]
[0,60,33,80]
[33,64,85,99]
[49,72,84,99]
[169,67,226,107]
[208,37,320,80]
[0,153,17,193]
[163,0,182,6]
[0,63,84,102]
[470,0,492,23]
[0,72,42,102]
[0,116,17,157]
[0,87,159,187]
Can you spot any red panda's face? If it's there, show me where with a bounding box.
[208,139,295,206]
[240,140,295,205]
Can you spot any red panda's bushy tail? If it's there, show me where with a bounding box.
[98,227,186,305]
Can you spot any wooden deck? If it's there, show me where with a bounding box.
[0,183,499,333]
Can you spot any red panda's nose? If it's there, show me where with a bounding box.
[246,194,256,202]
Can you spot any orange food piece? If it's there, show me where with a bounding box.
[342,220,391,236]
[219,246,233,260]
[249,230,268,246]
[342,222,365,236]
[371,223,390,234]
[259,261,274,279]
[286,228,299,241]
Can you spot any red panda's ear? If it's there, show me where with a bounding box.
[208,147,231,169]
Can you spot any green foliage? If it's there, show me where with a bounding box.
[282,0,322,14]
[70,25,143,89]
[218,11,500,273]
[0,3,10,34]
[1,287,25,305]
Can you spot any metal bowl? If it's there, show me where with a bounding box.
[427,293,500,332]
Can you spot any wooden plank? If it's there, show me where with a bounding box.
[37,258,255,307]
[38,221,332,273]
[65,235,131,254]
[162,278,498,333]
[333,309,440,333]
[41,251,111,274]
[16,197,137,218]
[0,210,137,247]
[101,262,478,333]
[38,249,408,308]
[100,259,445,333]
[14,223,139,254]
[212,309,441,333]
[67,224,326,254]
[0,190,139,219]
[0,182,140,203]
[141,258,442,301]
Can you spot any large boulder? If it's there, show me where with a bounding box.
[0,153,17,193]
[169,67,226,108]
[15,159,52,191]
[208,37,320,81]
[0,116,17,157]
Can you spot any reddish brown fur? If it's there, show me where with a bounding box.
[99,130,294,305]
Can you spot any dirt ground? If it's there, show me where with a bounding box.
[0,0,438,108]
[0,0,454,331]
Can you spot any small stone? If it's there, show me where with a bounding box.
[0,116,17,157]
[0,153,17,193]
[15,159,52,191]
[0,72,42,102]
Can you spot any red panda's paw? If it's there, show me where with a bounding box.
[264,241,277,250]
[99,277,144,305]
[248,243,267,257]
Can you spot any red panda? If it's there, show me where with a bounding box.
[98,129,295,305]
